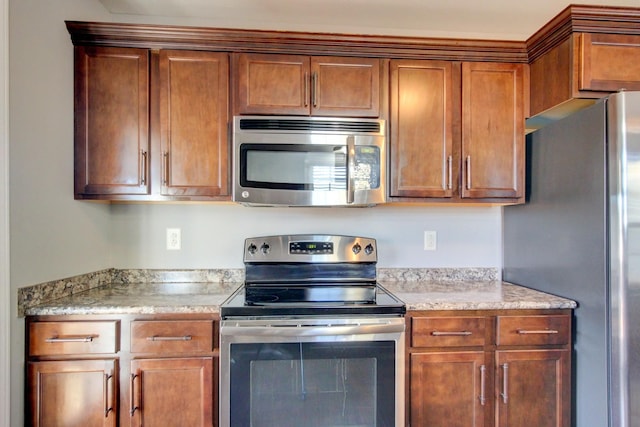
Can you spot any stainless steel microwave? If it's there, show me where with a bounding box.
[232,116,386,206]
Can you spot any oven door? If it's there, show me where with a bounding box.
[219,317,404,427]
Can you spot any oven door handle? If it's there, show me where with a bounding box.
[221,321,404,337]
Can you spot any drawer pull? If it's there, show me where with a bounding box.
[45,336,95,343]
[146,335,192,341]
[516,329,559,335]
[431,331,472,336]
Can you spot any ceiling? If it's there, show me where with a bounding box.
[98,0,640,41]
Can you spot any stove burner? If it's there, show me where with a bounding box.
[220,234,406,319]
[244,284,377,305]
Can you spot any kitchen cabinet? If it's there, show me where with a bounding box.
[528,33,640,130]
[25,315,219,427]
[494,315,571,427]
[408,316,490,427]
[128,319,216,427]
[26,320,120,427]
[389,60,526,202]
[74,46,150,198]
[234,53,382,117]
[406,310,571,427]
[389,60,458,198]
[27,359,118,427]
[74,46,230,201]
[159,50,229,198]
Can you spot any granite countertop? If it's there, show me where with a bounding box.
[23,277,576,316]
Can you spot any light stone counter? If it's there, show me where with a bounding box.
[381,280,576,311]
[21,268,576,316]
[23,282,240,316]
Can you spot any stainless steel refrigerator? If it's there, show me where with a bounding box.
[503,91,640,427]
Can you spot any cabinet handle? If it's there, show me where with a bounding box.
[517,329,559,335]
[447,155,453,190]
[140,150,148,185]
[465,155,471,190]
[500,363,509,404]
[311,72,318,108]
[104,372,113,417]
[430,330,472,336]
[146,335,192,341]
[130,373,139,416]
[304,72,309,107]
[163,151,169,185]
[479,365,486,406]
[45,336,95,343]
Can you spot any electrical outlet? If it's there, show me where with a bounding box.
[166,228,181,250]
[424,231,437,251]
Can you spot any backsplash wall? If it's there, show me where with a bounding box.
[110,203,502,270]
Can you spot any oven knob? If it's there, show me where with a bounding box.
[247,243,257,255]
[365,244,374,255]
[352,243,362,254]
[260,243,270,254]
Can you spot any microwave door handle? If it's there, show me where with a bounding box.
[346,136,356,204]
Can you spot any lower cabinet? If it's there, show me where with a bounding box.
[26,310,570,427]
[129,357,213,426]
[410,351,490,427]
[27,359,118,427]
[407,310,572,427]
[25,314,219,427]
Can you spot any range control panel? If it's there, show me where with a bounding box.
[289,241,334,255]
[243,234,377,263]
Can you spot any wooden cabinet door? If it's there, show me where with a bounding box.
[27,359,117,427]
[159,50,230,197]
[74,46,150,197]
[461,62,525,200]
[495,349,570,427]
[390,60,456,198]
[235,53,380,117]
[235,53,310,115]
[579,33,640,92]
[410,351,489,427]
[129,357,213,427]
[311,56,380,117]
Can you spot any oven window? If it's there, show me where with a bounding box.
[230,341,395,427]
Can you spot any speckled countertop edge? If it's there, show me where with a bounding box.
[20,268,576,316]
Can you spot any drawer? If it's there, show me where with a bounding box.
[411,317,486,348]
[29,321,119,356]
[497,315,570,346]
[131,320,214,354]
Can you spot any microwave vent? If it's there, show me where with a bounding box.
[238,118,381,133]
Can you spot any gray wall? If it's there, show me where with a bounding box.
[8,0,502,425]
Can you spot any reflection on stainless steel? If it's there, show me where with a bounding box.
[503,91,640,427]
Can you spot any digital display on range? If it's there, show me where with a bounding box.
[289,241,333,254]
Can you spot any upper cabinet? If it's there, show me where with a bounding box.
[461,62,526,200]
[527,6,640,131]
[389,60,457,199]
[159,50,229,198]
[67,5,640,204]
[389,60,527,203]
[234,53,382,117]
[74,46,150,197]
[73,46,230,201]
